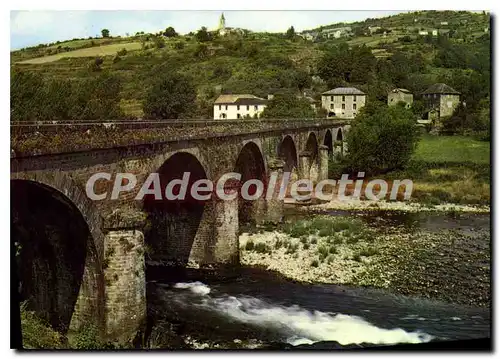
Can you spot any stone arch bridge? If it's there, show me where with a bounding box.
[10,119,349,344]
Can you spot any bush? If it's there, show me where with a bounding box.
[311,259,319,267]
[173,41,185,50]
[20,303,65,349]
[254,242,270,254]
[117,48,128,56]
[245,241,254,251]
[194,43,209,59]
[344,102,420,175]
[153,36,166,49]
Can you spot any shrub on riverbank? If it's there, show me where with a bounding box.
[282,217,370,240]
[342,102,420,175]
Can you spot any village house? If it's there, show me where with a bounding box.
[388,88,413,108]
[213,94,267,120]
[421,83,461,124]
[321,87,366,119]
[298,31,318,41]
[322,26,352,39]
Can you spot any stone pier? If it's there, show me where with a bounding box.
[319,145,329,181]
[265,158,285,224]
[102,210,147,344]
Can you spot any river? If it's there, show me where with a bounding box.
[145,209,491,349]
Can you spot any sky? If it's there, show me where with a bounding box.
[10,10,406,50]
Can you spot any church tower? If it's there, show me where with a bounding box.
[219,12,226,30]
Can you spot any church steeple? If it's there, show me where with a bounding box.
[219,12,226,30]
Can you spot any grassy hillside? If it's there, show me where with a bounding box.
[10,10,490,118]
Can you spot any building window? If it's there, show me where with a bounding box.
[342,103,346,110]
[237,114,241,119]
[330,96,333,101]
[353,95,357,102]
[225,105,228,110]
[330,104,334,109]
[246,105,250,111]
[254,105,258,111]
[237,105,240,110]
[342,95,346,102]
[353,104,357,110]
[219,105,221,110]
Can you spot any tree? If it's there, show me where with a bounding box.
[286,26,295,40]
[10,70,45,121]
[101,29,110,38]
[196,27,211,42]
[143,72,197,119]
[68,73,123,121]
[343,102,420,175]
[260,93,315,119]
[163,26,178,38]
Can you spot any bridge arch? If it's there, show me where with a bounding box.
[333,127,344,157]
[323,129,333,155]
[11,175,102,334]
[234,141,267,225]
[143,151,210,268]
[304,132,320,181]
[278,135,298,173]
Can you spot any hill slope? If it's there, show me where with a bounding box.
[10,10,490,118]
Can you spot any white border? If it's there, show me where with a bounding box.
[3,1,497,358]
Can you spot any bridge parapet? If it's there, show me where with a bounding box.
[11,119,347,157]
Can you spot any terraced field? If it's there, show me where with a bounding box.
[17,42,143,64]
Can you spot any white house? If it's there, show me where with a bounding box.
[321,87,366,119]
[419,30,429,36]
[213,94,267,120]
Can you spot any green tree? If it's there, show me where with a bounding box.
[143,72,196,119]
[101,29,110,38]
[10,70,45,122]
[286,26,296,40]
[344,102,420,174]
[68,73,123,121]
[196,27,211,42]
[260,93,315,119]
[163,26,178,37]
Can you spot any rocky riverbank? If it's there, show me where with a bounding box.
[240,211,490,308]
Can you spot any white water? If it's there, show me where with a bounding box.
[173,281,211,295]
[172,282,434,346]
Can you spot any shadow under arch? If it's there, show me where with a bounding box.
[234,141,266,225]
[305,132,320,181]
[11,179,96,334]
[278,135,298,173]
[335,127,344,157]
[143,152,209,269]
[324,129,333,155]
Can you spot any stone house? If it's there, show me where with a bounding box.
[322,27,352,39]
[421,83,461,123]
[213,94,267,120]
[321,87,366,119]
[388,88,413,108]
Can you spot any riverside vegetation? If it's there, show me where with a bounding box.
[240,213,490,308]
